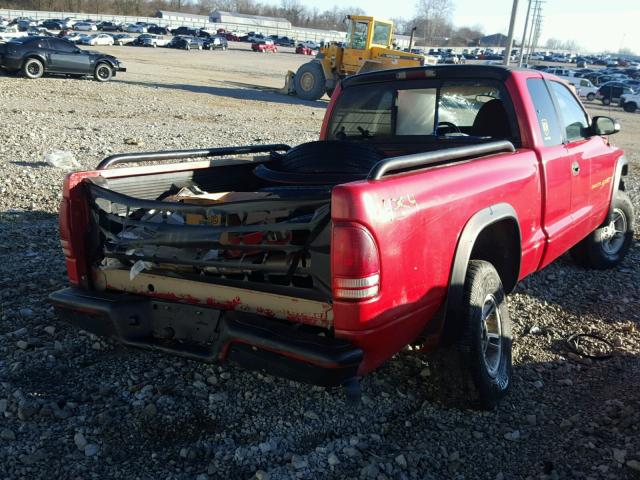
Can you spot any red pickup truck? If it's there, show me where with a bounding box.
[50,66,633,409]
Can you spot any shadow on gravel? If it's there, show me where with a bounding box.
[115,79,328,109]
[10,160,50,168]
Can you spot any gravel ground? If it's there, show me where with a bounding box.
[0,53,639,480]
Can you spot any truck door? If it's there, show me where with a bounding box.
[526,78,582,267]
[547,81,601,236]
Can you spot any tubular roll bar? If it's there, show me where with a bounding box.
[367,141,516,180]
[96,144,291,170]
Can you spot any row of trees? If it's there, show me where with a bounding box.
[0,0,486,45]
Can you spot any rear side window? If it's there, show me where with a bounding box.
[51,39,77,53]
[549,81,590,142]
[526,78,562,146]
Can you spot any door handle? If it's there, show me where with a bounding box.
[571,161,580,176]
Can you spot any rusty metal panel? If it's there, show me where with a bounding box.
[93,268,333,328]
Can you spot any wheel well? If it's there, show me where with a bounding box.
[469,219,521,293]
[23,55,45,67]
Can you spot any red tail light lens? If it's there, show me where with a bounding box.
[332,223,380,300]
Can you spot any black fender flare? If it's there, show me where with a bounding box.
[607,155,629,222]
[441,202,521,343]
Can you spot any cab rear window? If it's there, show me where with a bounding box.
[327,80,517,143]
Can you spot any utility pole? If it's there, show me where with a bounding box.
[517,0,532,66]
[503,0,519,66]
[524,0,543,64]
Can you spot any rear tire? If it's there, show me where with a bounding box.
[586,93,595,101]
[293,61,326,101]
[570,190,634,269]
[22,58,44,79]
[94,62,113,82]
[623,102,637,113]
[430,260,512,410]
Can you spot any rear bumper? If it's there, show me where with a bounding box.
[49,287,362,387]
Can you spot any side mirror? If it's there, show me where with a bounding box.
[592,116,620,135]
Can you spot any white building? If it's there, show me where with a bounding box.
[209,11,291,30]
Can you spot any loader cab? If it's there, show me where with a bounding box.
[342,16,393,74]
[344,15,393,50]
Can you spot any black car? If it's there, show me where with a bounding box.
[97,21,120,32]
[172,26,199,37]
[148,25,171,35]
[41,20,64,30]
[167,36,204,50]
[595,81,635,105]
[204,35,228,50]
[0,36,125,81]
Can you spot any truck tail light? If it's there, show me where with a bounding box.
[332,223,380,301]
[59,173,91,287]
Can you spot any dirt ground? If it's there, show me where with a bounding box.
[0,45,639,480]
[92,42,319,90]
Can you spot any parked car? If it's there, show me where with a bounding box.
[97,21,120,32]
[172,26,199,37]
[0,17,9,27]
[63,32,86,43]
[295,45,316,55]
[50,65,632,410]
[41,20,64,30]
[148,25,171,35]
[620,91,639,112]
[17,19,37,31]
[82,33,114,46]
[141,34,170,48]
[298,40,318,50]
[204,35,228,50]
[111,33,135,46]
[595,81,635,105]
[74,22,97,32]
[571,78,598,101]
[125,24,146,34]
[0,36,125,81]
[246,32,266,42]
[252,39,277,53]
[166,36,203,50]
[271,35,295,47]
[223,31,242,41]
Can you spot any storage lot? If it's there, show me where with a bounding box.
[0,46,639,480]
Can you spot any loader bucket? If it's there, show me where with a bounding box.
[278,70,296,95]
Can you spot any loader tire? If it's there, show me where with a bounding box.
[294,61,326,101]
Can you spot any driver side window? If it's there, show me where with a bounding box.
[549,81,590,142]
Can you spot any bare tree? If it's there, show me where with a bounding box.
[414,0,454,44]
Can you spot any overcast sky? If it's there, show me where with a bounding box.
[263,0,639,53]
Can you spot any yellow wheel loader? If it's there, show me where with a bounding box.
[281,16,437,101]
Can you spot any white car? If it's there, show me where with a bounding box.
[84,33,114,46]
[0,17,8,27]
[566,78,598,101]
[620,92,639,112]
[75,22,97,32]
[141,34,169,47]
[126,24,147,33]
